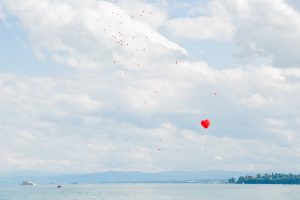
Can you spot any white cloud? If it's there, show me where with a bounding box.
[116,0,168,28]
[2,0,186,71]
[227,0,300,66]
[240,94,271,108]
[165,1,235,41]
[0,3,5,21]
[54,94,101,113]
[0,63,299,172]
[0,0,300,173]
[214,155,224,161]
[165,16,234,41]
[266,118,286,128]
[165,0,300,67]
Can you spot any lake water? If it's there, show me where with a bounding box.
[0,184,300,200]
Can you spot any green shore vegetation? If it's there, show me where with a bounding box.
[228,173,300,184]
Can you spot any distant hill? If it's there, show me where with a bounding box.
[0,171,250,184]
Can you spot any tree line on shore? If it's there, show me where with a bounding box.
[228,173,300,184]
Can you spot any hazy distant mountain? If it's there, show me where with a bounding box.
[0,171,254,184]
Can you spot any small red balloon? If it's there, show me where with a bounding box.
[201,119,211,129]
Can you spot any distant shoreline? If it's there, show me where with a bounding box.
[0,180,227,186]
[0,171,245,185]
[228,173,300,185]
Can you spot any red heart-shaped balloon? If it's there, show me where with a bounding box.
[201,119,210,129]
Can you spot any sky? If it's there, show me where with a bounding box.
[0,0,300,174]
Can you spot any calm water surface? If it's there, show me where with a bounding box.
[0,184,300,200]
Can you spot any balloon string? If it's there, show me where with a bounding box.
[201,129,208,151]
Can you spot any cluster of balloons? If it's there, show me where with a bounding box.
[107,0,212,149]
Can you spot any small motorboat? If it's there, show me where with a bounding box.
[21,181,35,186]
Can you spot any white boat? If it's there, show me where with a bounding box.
[21,181,35,186]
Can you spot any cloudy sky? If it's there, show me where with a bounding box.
[0,0,300,174]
